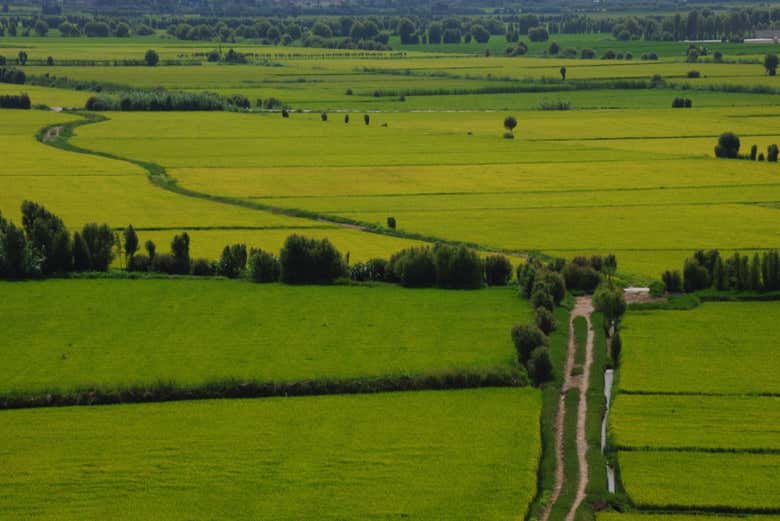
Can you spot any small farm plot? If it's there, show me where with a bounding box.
[0,388,542,521]
[612,301,780,514]
[0,279,531,398]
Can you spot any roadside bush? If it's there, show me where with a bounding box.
[127,253,150,272]
[593,282,627,333]
[279,234,345,284]
[433,244,483,289]
[714,132,740,158]
[389,246,436,287]
[535,306,556,334]
[484,254,512,286]
[511,324,548,364]
[247,248,280,283]
[562,262,602,292]
[190,258,214,276]
[531,287,555,312]
[528,347,553,385]
[218,243,247,278]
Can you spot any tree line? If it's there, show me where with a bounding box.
[662,249,780,294]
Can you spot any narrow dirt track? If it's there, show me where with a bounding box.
[566,297,594,521]
[539,296,594,521]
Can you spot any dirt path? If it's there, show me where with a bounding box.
[566,297,594,521]
[539,296,594,521]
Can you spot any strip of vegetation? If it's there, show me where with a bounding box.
[0,367,527,411]
[660,249,780,294]
[0,92,30,108]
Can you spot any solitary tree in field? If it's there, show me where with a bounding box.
[764,53,778,76]
[364,114,370,125]
[714,132,740,158]
[560,66,566,80]
[17,50,27,65]
[504,115,518,135]
[344,114,349,123]
[144,49,159,66]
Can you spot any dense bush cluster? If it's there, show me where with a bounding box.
[665,249,780,293]
[715,133,779,161]
[672,97,693,108]
[0,67,25,84]
[0,92,30,109]
[85,90,244,111]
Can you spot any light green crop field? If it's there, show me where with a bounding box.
[619,451,780,510]
[0,279,530,396]
[620,302,780,394]
[600,515,780,521]
[0,388,541,521]
[611,394,780,450]
[67,109,780,278]
[135,227,427,262]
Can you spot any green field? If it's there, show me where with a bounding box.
[0,388,541,521]
[0,279,530,396]
[611,394,780,450]
[600,515,780,521]
[619,451,780,510]
[620,302,780,394]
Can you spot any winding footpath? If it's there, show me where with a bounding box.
[539,296,595,521]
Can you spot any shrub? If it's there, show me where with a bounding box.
[145,240,156,260]
[433,244,483,289]
[528,347,553,385]
[72,231,92,271]
[759,153,766,161]
[190,258,215,276]
[321,111,328,122]
[536,270,566,305]
[511,324,548,364]
[218,243,247,278]
[535,306,556,334]
[714,132,740,158]
[768,144,779,162]
[672,97,692,108]
[580,48,596,59]
[127,253,150,272]
[279,234,345,284]
[503,132,515,139]
[764,53,778,76]
[0,67,25,84]
[683,258,710,292]
[364,114,370,125]
[562,263,601,292]
[750,144,758,161]
[484,254,512,286]
[713,51,723,62]
[531,287,555,312]
[85,95,118,111]
[538,99,571,111]
[389,246,436,288]
[687,70,701,78]
[150,253,176,274]
[387,216,396,229]
[247,248,280,283]
[649,280,665,297]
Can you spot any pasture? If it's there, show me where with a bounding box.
[0,388,542,521]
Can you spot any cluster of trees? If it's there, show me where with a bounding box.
[663,249,780,293]
[0,202,117,279]
[715,132,779,161]
[85,89,250,111]
[672,97,693,108]
[349,244,512,290]
[0,92,30,109]
[0,67,26,84]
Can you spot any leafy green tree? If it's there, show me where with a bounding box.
[144,49,159,66]
[535,306,556,334]
[247,248,280,283]
[34,19,48,36]
[504,115,517,134]
[81,223,115,271]
[145,239,156,260]
[218,243,248,278]
[72,231,91,271]
[171,232,191,274]
[123,225,138,260]
[528,347,553,385]
[764,53,778,76]
[511,324,548,364]
[484,254,512,286]
[593,283,626,333]
[714,132,740,158]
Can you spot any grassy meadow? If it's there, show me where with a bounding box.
[0,388,542,521]
[0,279,530,396]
